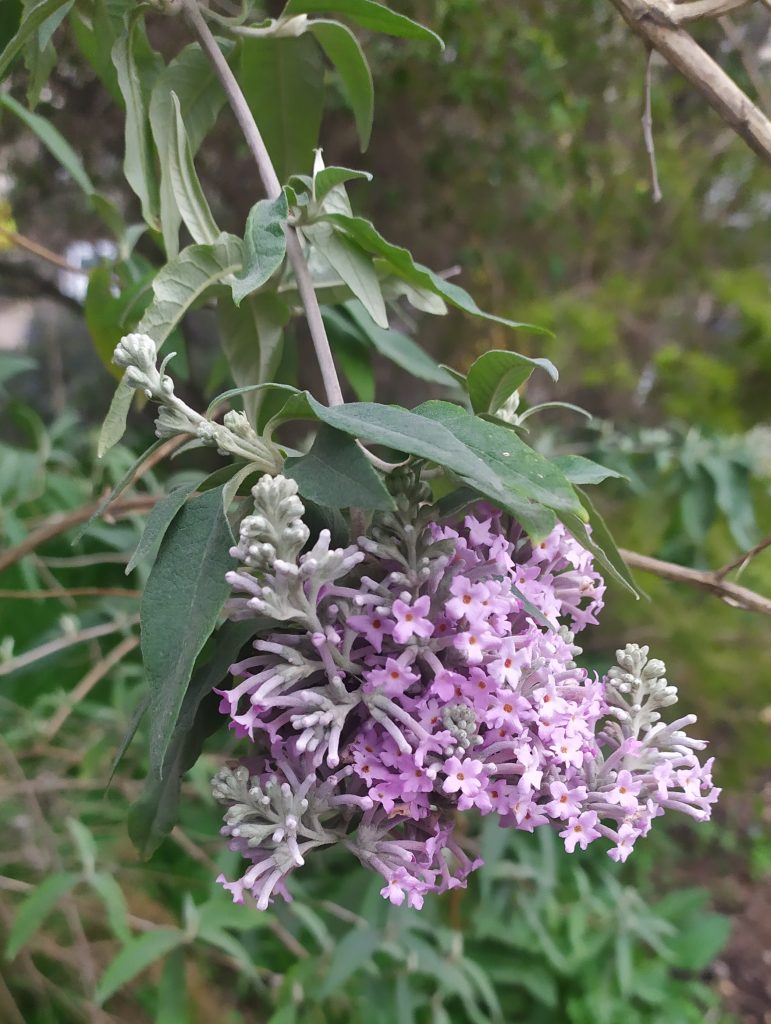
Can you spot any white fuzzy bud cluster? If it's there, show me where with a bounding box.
[605,643,679,734]
[232,475,310,570]
[111,334,282,472]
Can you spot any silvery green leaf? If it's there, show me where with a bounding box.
[137,234,244,349]
[308,20,373,150]
[302,222,387,327]
[112,18,161,228]
[231,192,288,306]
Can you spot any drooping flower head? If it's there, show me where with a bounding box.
[214,472,719,909]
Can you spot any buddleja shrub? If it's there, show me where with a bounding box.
[2,0,718,912]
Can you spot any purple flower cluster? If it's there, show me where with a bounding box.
[214,474,719,910]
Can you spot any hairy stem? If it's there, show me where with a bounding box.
[182,0,344,407]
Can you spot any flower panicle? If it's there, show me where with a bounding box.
[213,474,719,909]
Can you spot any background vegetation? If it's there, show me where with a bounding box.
[1,1,770,1021]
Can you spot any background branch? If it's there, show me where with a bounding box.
[608,0,771,165]
[621,548,771,616]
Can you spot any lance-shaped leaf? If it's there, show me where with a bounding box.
[0,92,94,194]
[149,44,227,258]
[414,401,586,518]
[240,34,324,182]
[285,424,395,510]
[0,0,69,78]
[5,872,79,960]
[292,395,556,539]
[112,18,161,229]
[96,929,185,1005]
[465,349,558,414]
[140,487,235,776]
[231,191,288,306]
[126,479,201,575]
[97,378,135,458]
[128,619,257,858]
[161,92,220,251]
[567,488,642,597]
[283,0,443,47]
[137,233,243,349]
[313,165,372,203]
[309,20,373,150]
[551,455,625,486]
[302,222,387,327]
[323,213,547,333]
[343,300,454,385]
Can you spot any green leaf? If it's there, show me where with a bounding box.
[318,927,380,997]
[112,17,161,228]
[571,487,642,597]
[97,378,135,458]
[129,620,256,858]
[232,192,288,306]
[309,20,373,150]
[285,424,395,510]
[126,480,200,575]
[156,948,189,1024]
[162,92,220,250]
[90,873,131,943]
[284,0,442,46]
[239,34,324,182]
[140,487,235,777]
[0,92,94,194]
[0,0,69,78]
[296,396,557,539]
[218,292,290,424]
[137,234,244,349]
[6,872,79,960]
[324,214,547,333]
[107,693,149,787]
[669,913,731,972]
[96,928,184,1005]
[414,401,585,517]
[551,455,624,486]
[465,348,558,414]
[314,165,372,203]
[343,300,455,385]
[302,222,387,327]
[149,42,227,258]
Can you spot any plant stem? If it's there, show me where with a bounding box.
[183,0,344,407]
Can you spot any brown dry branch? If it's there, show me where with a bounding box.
[0,224,84,274]
[621,548,771,616]
[41,634,140,740]
[0,587,141,600]
[0,496,157,575]
[608,0,771,165]
[0,616,140,678]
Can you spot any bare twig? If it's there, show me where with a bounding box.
[715,533,771,579]
[671,0,753,22]
[0,587,140,600]
[608,0,771,165]
[0,225,84,274]
[0,617,140,678]
[642,47,664,201]
[41,634,140,740]
[0,496,157,575]
[621,548,771,616]
[183,0,344,408]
